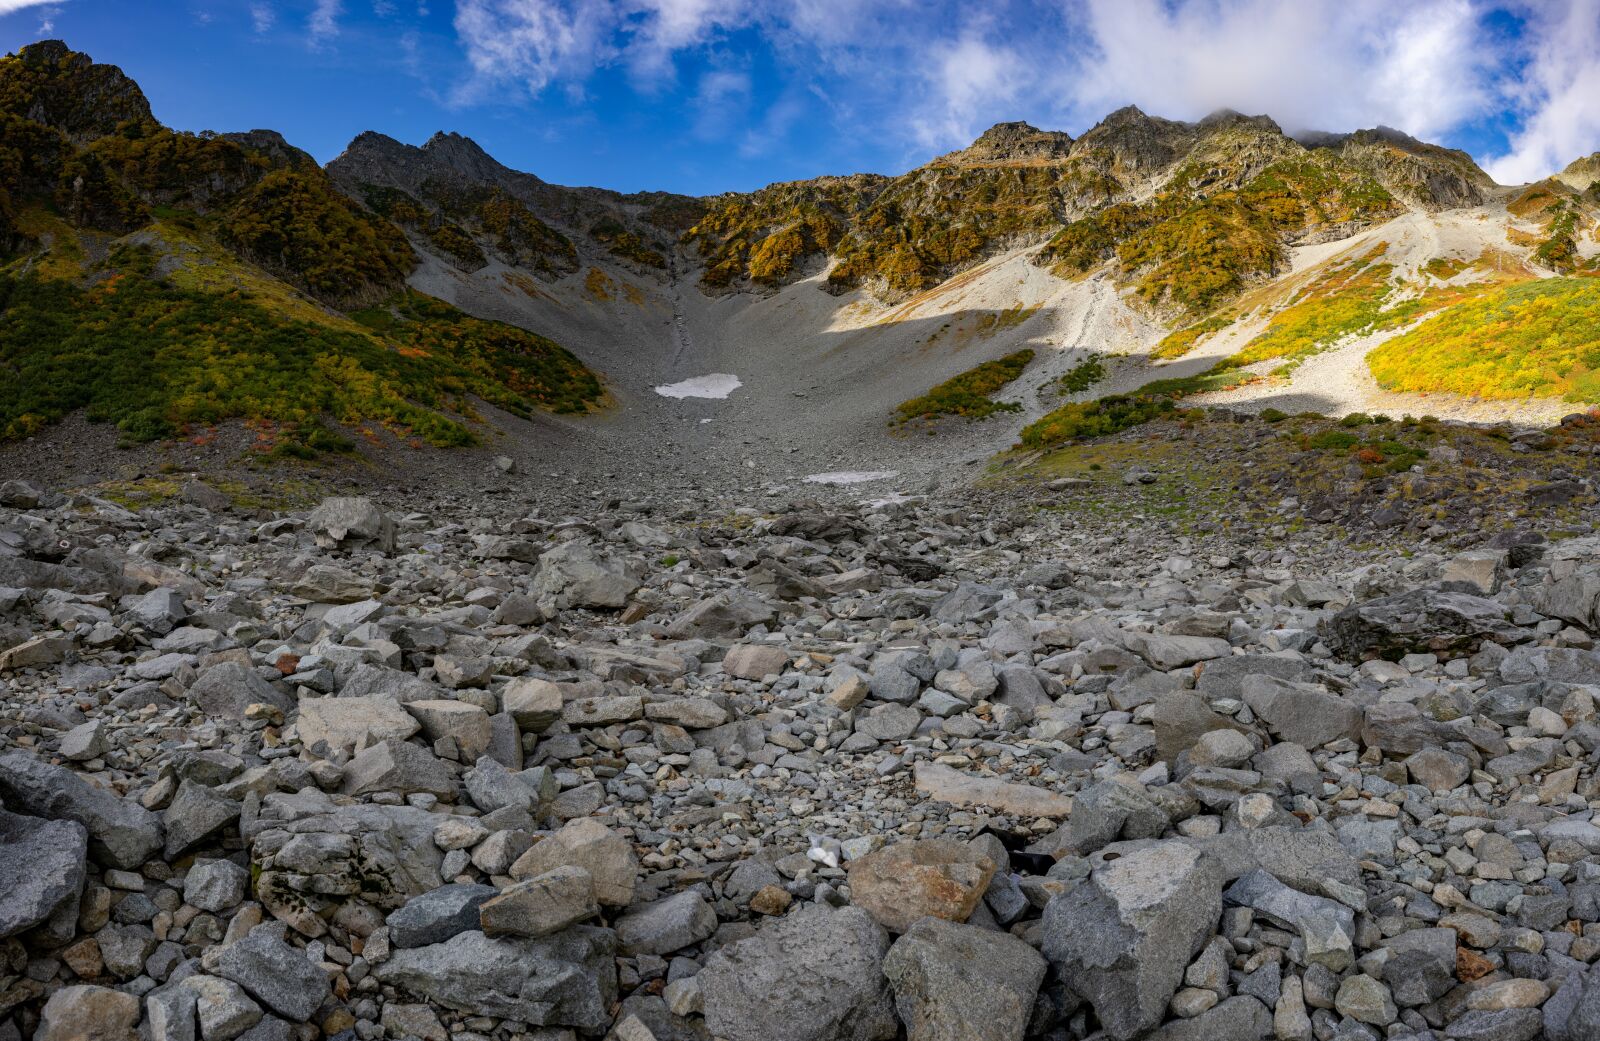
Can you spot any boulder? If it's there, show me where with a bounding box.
[509,818,639,907]
[1240,675,1362,748]
[387,884,497,948]
[1042,841,1222,1041]
[501,677,564,732]
[339,739,456,800]
[306,497,395,554]
[0,752,162,869]
[37,985,140,1041]
[209,925,331,1022]
[1322,588,1529,660]
[295,696,420,754]
[615,889,718,954]
[723,644,789,680]
[912,762,1073,818]
[698,904,897,1041]
[533,540,640,610]
[372,926,617,1032]
[479,866,598,938]
[883,916,1047,1041]
[846,840,997,933]
[187,663,293,717]
[0,805,87,939]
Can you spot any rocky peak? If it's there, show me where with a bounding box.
[936,121,1074,166]
[1070,105,1197,175]
[1,40,152,144]
[218,130,318,172]
[421,130,543,184]
[1560,152,1600,191]
[1338,126,1494,208]
[1195,109,1283,136]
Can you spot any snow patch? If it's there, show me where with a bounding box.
[655,374,743,399]
[805,470,899,485]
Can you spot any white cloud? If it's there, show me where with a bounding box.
[1485,0,1600,183]
[249,2,274,33]
[442,0,1599,179]
[0,0,58,14]
[309,0,343,44]
[1068,0,1495,140]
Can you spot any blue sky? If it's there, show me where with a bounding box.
[4,0,1599,195]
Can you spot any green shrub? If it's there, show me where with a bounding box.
[894,349,1034,424]
[1260,408,1287,423]
[1019,394,1175,449]
[1056,354,1106,394]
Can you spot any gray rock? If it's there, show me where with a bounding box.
[187,663,292,717]
[0,752,162,869]
[306,497,395,554]
[1322,588,1529,659]
[340,739,456,799]
[164,780,240,859]
[372,926,617,1031]
[616,890,718,955]
[1042,841,1222,1040]
[1445,1008,1543,1040]
[698,904,896,1041]
[145,986,199,1041]
[38,985,141,1041]
[387,884,497,948]
[184,976,262,1041]
[480,866,597,938]
[882,916,1047,1041]
[534,540,640,610]
[1381,927,1458,1006]
[509,817,639,907]
[1240,675,1362,748]
[209,926,331,1022]
[663,589,777,639]
[184,860,250,914]
[1145,996,1271,1041]
[0,805,86,940]
[1223,869,1354,971]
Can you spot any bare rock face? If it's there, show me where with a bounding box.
[937,121,1075,165]
[846,840,996,933]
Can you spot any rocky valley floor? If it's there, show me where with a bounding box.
[6,407,1600,1041]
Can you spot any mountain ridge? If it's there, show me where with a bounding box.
[1,38,1598,469]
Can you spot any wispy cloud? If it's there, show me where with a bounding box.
[249,2,274,33]
[309,0,343,45]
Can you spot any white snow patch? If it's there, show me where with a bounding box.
[805,470,899,485]
[655,374,742,399]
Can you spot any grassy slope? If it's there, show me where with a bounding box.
[1368,276,1600,401]
[0,43,604,452]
